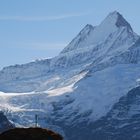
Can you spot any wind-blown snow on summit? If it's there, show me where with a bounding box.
[0,11,140,139]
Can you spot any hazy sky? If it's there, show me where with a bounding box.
[0,0,140,69]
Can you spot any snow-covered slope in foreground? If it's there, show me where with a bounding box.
[0,11,140,139]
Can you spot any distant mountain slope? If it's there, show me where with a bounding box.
[91,86,140,140]
[52,86,140,140]
[0,11,140,140]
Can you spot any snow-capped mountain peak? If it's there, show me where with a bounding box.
[1,12,140,139]
[0,11,139,89]
[60,24,95,54]
[79,24,94,34]
[60,11,134,55]
[105,11,132,30]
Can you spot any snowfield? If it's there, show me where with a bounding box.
[0,64,140,127]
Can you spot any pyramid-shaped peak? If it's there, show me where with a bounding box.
[109,11,121,16]
[105,11,132,30]
[60,24,95,54]
[79,24,95,35]
[60,11,135,54]
[84,24,94,29]
[84,24,94,28]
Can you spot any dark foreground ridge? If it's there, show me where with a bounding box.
[0,127,63,140]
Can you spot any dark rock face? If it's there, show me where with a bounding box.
[0,112,13,133]
[115,12,132,31]
[50,87,140,140]
[0,128,63,140]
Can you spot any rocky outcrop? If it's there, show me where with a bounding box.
[0,112,13,133]
[0,127,63,140]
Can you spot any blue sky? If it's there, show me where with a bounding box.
[0,0,140,69]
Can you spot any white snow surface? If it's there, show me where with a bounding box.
[0,11,140,130]
[0,64,140,126]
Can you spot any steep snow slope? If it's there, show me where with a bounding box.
[0,11,140,139]
[61,11,133,54]
[0,64,140,139]
[54,86,140,140]
[90,86,140,140]
[0,11,139,93]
